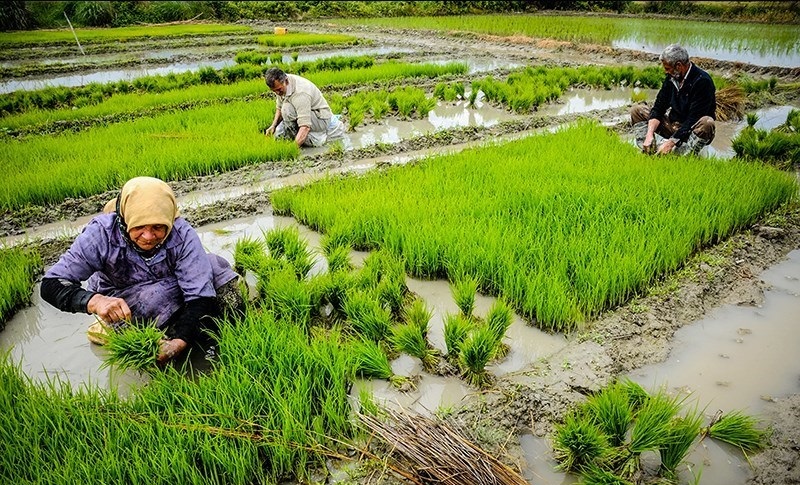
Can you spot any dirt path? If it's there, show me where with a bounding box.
[5,24,799,483]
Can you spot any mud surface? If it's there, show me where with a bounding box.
[3,21,800,484]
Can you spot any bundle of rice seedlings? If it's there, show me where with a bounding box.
[746,112,760,128]
[458,326,496,388]
[443,313,472,363]
[307,271,356,320]
[586,382,633,447]
[715,84,745,121]
[774,108,800,133]
[552,410,610,472]
[708,410,769,453]
[621,390,682,478]
[233,236,267,276]
[358,250,408,316]
[390,323,439,372]
[351,338,409,388]
[580,463,634,485]
[659,409,703,478]
[358,407,529,485]
[450,273,478,318]
[324,245,352,273]
[485,298,512,359]
[101,324,163,372]
[343,290,392,342]
[404,298,431,337]
[260,265,312,328]
[618,378,650,414]
[263,226,314,278]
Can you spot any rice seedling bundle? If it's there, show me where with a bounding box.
[458,325,496,388]
[443,313,472,362]
[585,382,633,447]
[272,121,797,331]
[732,111,800,165]
[404,298,432,337]
[101,323,163,372]
[553,410,611,472]
[390,323,439,371]
[342,290,392,342]
[258,263,312,328]
[233,236,268,277]
[263,226,314,279]
[450,273,478,318]
[659,409,703,477]
[0,247,41,327]
[708,410,769,452]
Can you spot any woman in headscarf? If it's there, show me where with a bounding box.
[41,176,243,364]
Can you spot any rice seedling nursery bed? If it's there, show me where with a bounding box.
[2,12,800,485]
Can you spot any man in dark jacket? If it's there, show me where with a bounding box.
[631,44,716,156]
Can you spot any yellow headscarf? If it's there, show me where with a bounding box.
[103,177,179,236]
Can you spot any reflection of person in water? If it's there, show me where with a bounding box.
[263,67,345,147]
[631,44,716,156]
[41,176,244,364]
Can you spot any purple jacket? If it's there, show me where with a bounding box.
[44,213,237,327]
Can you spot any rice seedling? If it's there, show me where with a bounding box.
[101,323,163,372]
[443,313,472,363]
[233,236,268,277]
[708,410,769,452]
[350,338,409,389]
[404,298,432,337]
[307,271,356,322]
[618,378,650,414]
[264,226,314,279]
[358,387,380,416]
[458,326,496,388]
[621,390,682,478]
[659,409,703,478]
[0,247,42,328]
[747,112,760,127]
[343,290,392,342]
[485,298,513,359]
[256,32,358,48]
[259,264,313,328]
[272,121,797,331]
[585,382,633,447]
[451,273,479,318]
[357,249,408,316]
[732,118,800,166]
[552,409,611,472]
[390,323,439,372]
[324,245,353,274]
[580,463,634,485]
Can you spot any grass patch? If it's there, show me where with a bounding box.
[256,32,359,47]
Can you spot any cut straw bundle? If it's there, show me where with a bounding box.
[358,407,528,485]
[715,84,745,121]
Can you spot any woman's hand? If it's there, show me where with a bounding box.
[157,338,188,365]
[87,294,131,323]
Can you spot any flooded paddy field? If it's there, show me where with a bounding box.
[1,13,800,485]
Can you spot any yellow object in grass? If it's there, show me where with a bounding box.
[87,319,110,345]
[274,27,287,35]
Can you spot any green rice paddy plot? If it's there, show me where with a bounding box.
[332,14,800,63]
[0,99,299,210]
[272,121,797,332]
[0,23,253,48]
[257,32,360,48]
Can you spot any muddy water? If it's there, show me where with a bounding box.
[709,104,800,159]
[612,38,800,68]
[517,250,800,484]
